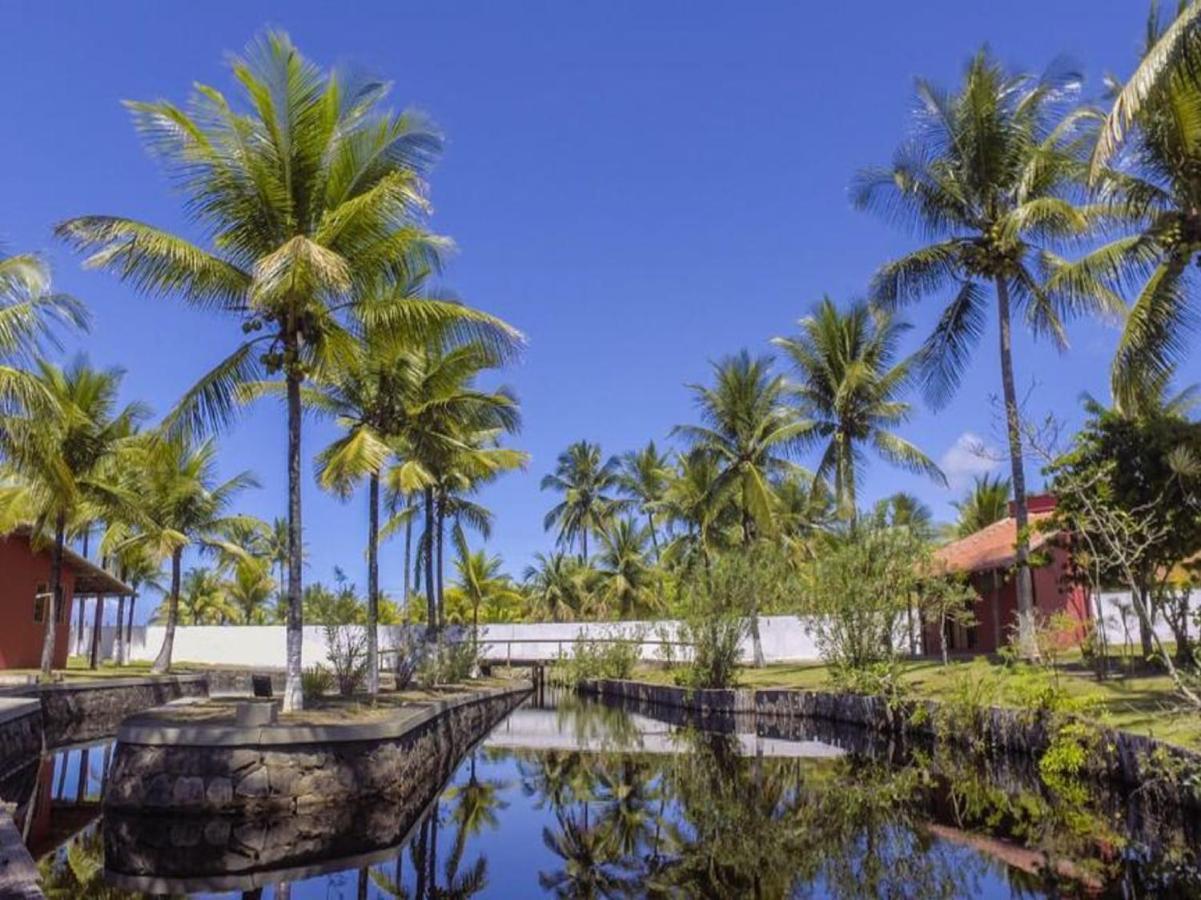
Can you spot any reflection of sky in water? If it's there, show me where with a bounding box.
[28,698,1201,898]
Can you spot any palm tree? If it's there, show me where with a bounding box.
[524,552,596,622]
[153,567,233,625]
[129,435,258,671]
[224,558,276,624]
[452,544,522,632]
[673,352,807,665]
[1092,0,1201,174]
[306,285,519,692]
[772,471,834,556]
[0,358,144,676]
[773,298,944,518]
[615,441,672,560]
[673,352,806,544]
[387,342,524,635]
[1058,8,1201,411]
[872,492,935,541]
[852,50,1114,652]
[595,519,658,619]
[952,474,1012,537]
[656,449,737,573]
[0,251,88,409]
[58,33,510,709]
[541,442,620,561]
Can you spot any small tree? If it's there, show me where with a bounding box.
[919,569,978,666]
[801,523,923,671]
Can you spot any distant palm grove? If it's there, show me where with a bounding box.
[4,5,1201,708]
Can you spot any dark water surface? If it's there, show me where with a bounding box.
[21,692,1201,898]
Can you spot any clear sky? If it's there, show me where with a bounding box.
[3,1,1187,601]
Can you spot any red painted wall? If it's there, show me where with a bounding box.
[0,534,76,669]
[924,543,1090,655]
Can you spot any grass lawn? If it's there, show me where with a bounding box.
[631,656,1201,750]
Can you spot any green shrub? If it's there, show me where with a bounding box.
[302,665,333,702]
[554,629,644,688]
[416,632,481,687]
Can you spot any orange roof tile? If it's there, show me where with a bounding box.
[933,510,1058,574]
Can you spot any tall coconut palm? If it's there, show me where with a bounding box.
[1092,0,1201,174]
[673,352,808,665]
[672,352,805,544]
[129,435,259,671]
[224,558,276,624]
[387,341,524,636]
[523,552,596,622]
[852,51,1115,652]
[451,544,522,636]
[615,441,672,560]
[541,442,620,561]
[306,289,519,692]
[1058,7,1201,411]
[58,33,511,709]
[657,449,738,574]
[0,358,144,676]
[773,298,944,518]
[952,474,1012,537]
[0,252,88,409]
[595,519,658,619]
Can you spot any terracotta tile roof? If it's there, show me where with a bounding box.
[933,510,1058,574]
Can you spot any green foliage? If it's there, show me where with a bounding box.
[302,664,334,702]
[801,523,924,670]
[773,298,945,514]
[552,630,643,688]
[417,634,481,687]
[541,441,620,559]
[952,473,1011,537]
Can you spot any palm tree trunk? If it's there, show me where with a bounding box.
[284,364,305,710]
[424,487,437,640]
[89,590,104,669]
[114,595,125,665]
[741,508,766,667]
[367,471,380,696]
[152,548,183,673]
[581,528,588,562]
[39,513,67,677]
[995,275,1036,657]
[647,512,660,561]
[126,590,135,660]
[404,501,413,604]
[436,499,446,630]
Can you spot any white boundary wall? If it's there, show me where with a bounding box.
[72,590,1185,669]
[76,615,822,669]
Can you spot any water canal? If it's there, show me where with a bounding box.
[18,691,1201,898]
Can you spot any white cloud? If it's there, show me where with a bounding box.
[939,432,999,493]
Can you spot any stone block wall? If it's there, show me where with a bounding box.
[28,675,209,746]
[583,679,1201,805]
[105,685,529,817]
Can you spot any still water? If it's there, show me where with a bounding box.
[22,693,1201,898]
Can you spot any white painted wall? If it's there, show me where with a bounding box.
[73,615,823,669]
[71,589,1185,670]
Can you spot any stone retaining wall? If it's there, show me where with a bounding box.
[0,675,211,747]
[583,679,1201,803]
[0,701,43,782]
[105,683,530,816]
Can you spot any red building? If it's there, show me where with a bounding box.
[926,495,1091,655]
[0,529,131,669]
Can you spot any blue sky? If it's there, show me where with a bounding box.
[3,2,1186,598]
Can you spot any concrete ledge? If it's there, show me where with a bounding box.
[0,811,42,899]
[116,686,513,748]
[105,682,531,815]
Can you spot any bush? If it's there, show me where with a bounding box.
[323,619,369,696]
[553,628,643,688]
[673,612,745,690]
[416,630,481,687]
[801,523,924,670]
[302,664,334,702]
[384,627,423,691]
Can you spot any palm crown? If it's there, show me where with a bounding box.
[774,297,943,516]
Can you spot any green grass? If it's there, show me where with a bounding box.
[631,656,1201,750]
